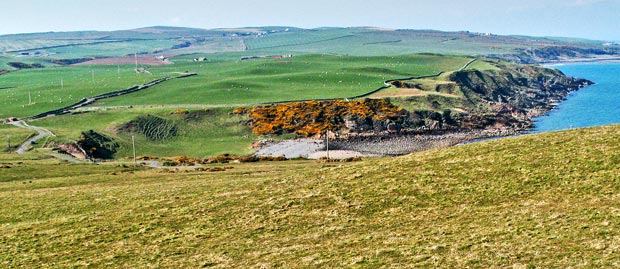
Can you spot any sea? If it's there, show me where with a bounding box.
[531,62,620,133]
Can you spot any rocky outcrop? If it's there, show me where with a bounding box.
[57,143,89,160]
[447,64,592,130]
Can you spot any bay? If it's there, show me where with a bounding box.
[531,62,620,133]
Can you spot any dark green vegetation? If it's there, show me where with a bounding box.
[1,125,619,267]
[383,60,591,130]
[77,130,119,159]
[119,114,178,141]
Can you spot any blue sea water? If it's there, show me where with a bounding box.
[531,62,620,133]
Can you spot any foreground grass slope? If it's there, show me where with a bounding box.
[2,125,620,267]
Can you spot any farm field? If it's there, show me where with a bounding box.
[33,107,255,158]
[0,54,473,119]
[1,125,620,267]
[98,54,473,107]
[242,28,566,56]
[0,65,170,118]
[0,124,34,152]
[39,39,184,59]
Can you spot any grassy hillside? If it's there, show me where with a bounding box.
[33,107,255,158]
[0,54,472,119]
[0,65,170,118]
[0,124,34,152]
[2,27,615,65]
[0,125,619,267]
[93,54,473,107]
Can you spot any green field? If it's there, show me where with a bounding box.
[244,28,533,56]
[0,54,473,119]
[95,54,473,106]
[0,65,169,118]
[32,107,255,158]
[0,124,34,152]
[1,125,619,267]
[39,39,184,58]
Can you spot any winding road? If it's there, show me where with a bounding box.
[9,120,55,154]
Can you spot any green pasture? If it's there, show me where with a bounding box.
[34,107,255,158]
[1,54,473,119]
[99,54,473,106]
[0,39,98,53]
[0,124,35,152]
[243,28,524,56]
[0,65,170,118]
[41,39,183,58]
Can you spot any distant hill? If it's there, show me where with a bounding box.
[1,26,619,65]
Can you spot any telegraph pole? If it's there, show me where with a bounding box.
[326,130,330,160]
[132,135,136,163]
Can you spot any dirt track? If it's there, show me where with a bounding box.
[9,121,55,154]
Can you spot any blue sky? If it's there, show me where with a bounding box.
[1,0,618,40]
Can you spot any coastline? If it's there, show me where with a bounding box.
[254,128,522,159]
[540,56,620,66]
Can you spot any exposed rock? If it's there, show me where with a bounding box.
[57,143,89,160]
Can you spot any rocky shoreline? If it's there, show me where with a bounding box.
[328,128,519,156]
[253,128,521,159]
[251,60,593,159]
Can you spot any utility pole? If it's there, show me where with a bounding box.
[28,91,32,105]
[132,135,136,163]
[326,130,330,160]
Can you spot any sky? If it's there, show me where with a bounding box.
[1,0,618,41]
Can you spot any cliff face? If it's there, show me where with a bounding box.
[242,61,592,139]
[447,64,592,131]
